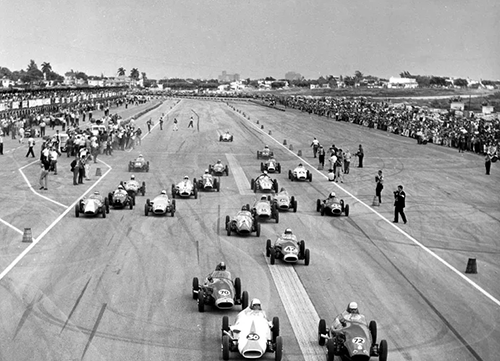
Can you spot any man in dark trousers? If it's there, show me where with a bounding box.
[355,144,364,168]
[147,118,152,133]
[485,152,492,175]
[188,116,194,128]
[26,136,36,157]
[318,145,326,170]
[375,170,384,204]
[159,115,164,130]
[393,185,407,224]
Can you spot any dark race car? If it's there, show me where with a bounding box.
[261,158,281,173]
[225,206,261,237]
[209,162,229,176]
[172,177,198,199]
[128,155,149,172]
[317,194,349,216]
[219,132,234,142]
[144,192,176,217]
[265,231,310,265]
[197,174,221,192]
[288,165,312,182]
[252,195,279,223]
[75,192,109,218]
[192,269,248,312]
[122,178,146,196]
[318,317,388,361]
[273,188,297,212]
[251,175,279,193]
[108,186,135,209]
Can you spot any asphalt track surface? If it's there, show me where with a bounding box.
[0,98,499,361]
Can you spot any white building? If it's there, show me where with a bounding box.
[388,77,418,89]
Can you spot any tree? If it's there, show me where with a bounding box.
[354,70,364,83]
[23,59,43,84]
[271,81,286,89]
[141,72,147,80]
[130,68,139,80]
[264,76,275,81]
[41,62,52,75]
[454,78,468,88]
[343,76,355,87]
[117,67,126,76]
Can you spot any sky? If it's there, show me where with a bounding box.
[1,0,499,81]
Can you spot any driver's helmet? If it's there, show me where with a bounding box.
[118,185,124,190]
[261,195,267,201]
[139,154,143,157]
[347,302,359,314]
[284,228,293,235]
[264,145,269,149]
[94,191,100,195]
[250,298,262,310]
[217,159,222,164]
[298,163,303,167]
[161,190,167,195]
[226,131,230,134]
[131,175,135,180]
[216,262,226,271]
[263,170,268,175]
[183,176,189,180]
[241,205,249,211]
[204,169,209,174]
[329,192,336,198]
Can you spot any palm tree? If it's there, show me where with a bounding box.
[130,68,139,80]
[41,62,52,74]
[117,67,126,76]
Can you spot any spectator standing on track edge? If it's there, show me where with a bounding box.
[0,129,4,155]
[393,185,407,224]
[159,114,164,130]
[147,118,152,133]
[26,136,36,157]
[375,170,384,204]
[485,153,492,175]
[318,145,325,170]
[39,148,50,190]
[344,149,351,174]
[355,144,364,168]
[310,137,319,158]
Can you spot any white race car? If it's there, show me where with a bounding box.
[221,307,282,360]
[252,195,279,223]
[172,177,198,199]
[209,162,229,176]
[220,132,234,142]
[197,174,221,192]
[261,158,281,173]
[288,165,312,182]
[75,193,110,218]
[144,193,176,217]
[251,175,279,193]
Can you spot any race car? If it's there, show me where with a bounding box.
[251,174,279,193]
[265,230,310,265]
[197,172,221,192]
[288,164,312,182]
[316,193,349,216]
[219,132,234,142]
[226,206,261,237]
[121,176,146,196]
[172,176,198,199]
[252,195,279,223]
[75,192,110,218]
[192,265,249,312]
[128,155,149,172]
[108,186,135,209]
[256,146,274,159]
[209,161,229,176]
[273,188,297,212]
[318,316,388,361]
[221,301,283,361]
[261,158,281,173]
[144,191,176,217]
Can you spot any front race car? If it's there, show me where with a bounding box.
[172,180,198,199]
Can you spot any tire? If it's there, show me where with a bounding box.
[275,210,279,223]
[219,135,223,141]
[102,207,106,218]
[293,200,298,212]
[304,249,310,266]
[75,204,79,217]
[105,198,110,213]
[108,193,113,206]
[171,199,176,210]
[277,164,281,173]
[250,179,255,191]
[273,180,279,192]
[255,222,261,237]
[299,240,305,256]
[270,249,276,265]
[194,187,198,199]
[171,209,175,217]
[222,315,230,335]
[288,170,292,180]
[266,239,272,257]
[144,203,149,216]
[225,166,229,176]
[146,198,151,206]
[326,339,335,361]
[272,316,280,341]
[146,161,149,172]
[320,205,325,216]
[369,320,377,344]
[142,182,146,195]
[234,278,241,301]
[318,319,327,346]
[309,172,312,182]
[192,277,199,299]
[171,185,176,198]
[344,204,350,217]
[241,291,249,309]
[379,339,388,361]
[197,289,205,312]
[256,151,260,159]
[129,199,134,209]
[222,335,230,361]
[261,162,264,172]
[216,179,220,192]
[225,215,230,230]
[275,336,283,361]
[132,194,136,206]
[316,199,321,212]
[227,225,231,236]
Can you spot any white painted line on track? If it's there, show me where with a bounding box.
[18,160,68,208]
[0,159,113,282]
[225,154,254,196]
[0,217,24,235]
[266,254,324,361]
[234,108,500,307]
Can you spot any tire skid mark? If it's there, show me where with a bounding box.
[12,295,42,340]
[81,303,107,360]
[60,277,92,334]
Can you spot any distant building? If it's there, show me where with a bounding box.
[388,77,418,89]
[1,77,15,88]
[285,71,301,81]
[218,71,240,82]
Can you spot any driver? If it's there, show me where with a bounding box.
[238,204,252,216]
[216,159,222,165]
[203,169,212,182]
[89,191,102,201]
[114,184,127,195]
[332,302,367,331]
[297,163,305,169]
[257,170,270,182]
[160,190,168,197]
[262,145,271,155]
[236,298,268,322]
[275,228,297,247]
[137,153,145,162]
[327,191,337,201]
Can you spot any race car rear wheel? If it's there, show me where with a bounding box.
[369,320,377,344]
[222,335,230,361]
[261,162,264,172]
[75,204,80,217]
[308,172,312,182]
[273,180,279,192]
[293,199,298,212]
[272,316,280,342]
[225,215,230,230]
[227,225,232,236]
[171,185,176,198]
[144,204,149,216]
[274,210,279,223]
[194,187,198,199]
[102,207,106,218]
[225,166,229,176]
[318,319,327,346]
[142,182,146,195]
[129,198,134,209]
[275,336,283,361]
[320,205,325,216]
[197,290,205,312]
[379,339,388,361]
[222,315,230,335]
[270,249,276,265]
[326,339,336,361]
[316,199,321,212]
[344,204,350,217]
[234,278,241,301]
[277,164,281,173]
[216,178,220,192]
[304,249,310,266]
[288,170,293,180]
[241,291,249,309]
[105,198,110,213]
[250,178,255,191]
[266,239,272,257]
[192,277,199,299]
[255,223,261,237]
[132,194,136,206]
[299,240,305,257]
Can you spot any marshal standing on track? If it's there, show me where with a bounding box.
[393,185,407,224]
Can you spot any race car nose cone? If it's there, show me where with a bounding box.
[215,298,234,309]
[284,254,299,262]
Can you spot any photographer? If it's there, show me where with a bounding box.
[393,185,407,224]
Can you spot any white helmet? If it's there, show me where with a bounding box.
[94,191,100,195]
[329,192,336,198]
[205,169,209,174]
[139,154,143,157]
[118,185,124,190]
[184,176,189,180]
[263,170,268,175]
[284,228,292,235]
[250,298,262,310]
[131,175,135,179]
[161,190,167,195]
[347,302,359,314]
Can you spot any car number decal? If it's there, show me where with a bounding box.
[247,333,260,340]
[284,246,296,252]
[352,337,365,344]
[218,289,230,296]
